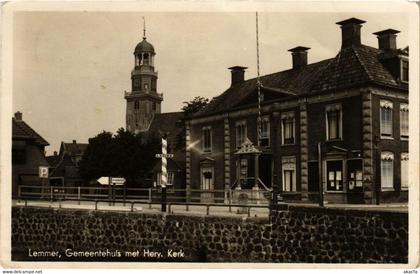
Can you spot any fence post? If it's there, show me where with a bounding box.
[148,188,152,209]
[247,206,251,217]
[229,189,232,213]
[95,200,98,210]
[131,202,134,212]
[50,186,53,203]
[123,187,126,206]
[206,205,209,216]
[77,187,81,205]
[18,185,22,202]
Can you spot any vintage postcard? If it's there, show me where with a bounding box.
[0,0,419,270]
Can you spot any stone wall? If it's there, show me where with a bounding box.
[11,205,408,263]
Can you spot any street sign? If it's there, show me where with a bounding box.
[39,166,49,178]
[97,177,126,185]
[155,153,174,158]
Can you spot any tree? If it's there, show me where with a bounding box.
[176,96,209,150]
[79,128,161,187]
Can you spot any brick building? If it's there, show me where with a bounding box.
[12,112,50,196]
[46,140,88,187]
[186,18,409,204]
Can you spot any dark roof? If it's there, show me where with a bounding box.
[46,155,60,166]
[135,38,155,53]
[198,58,332,116]
[12,118,49,146]
[311,45,399,92]
[149,112,184,145]
[197,44,406,117]
[60,142,88,156]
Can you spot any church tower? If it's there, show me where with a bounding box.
[125,21,162,133]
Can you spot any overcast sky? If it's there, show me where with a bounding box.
[13,11,409,154]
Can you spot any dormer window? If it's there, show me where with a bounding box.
[143,53,149,66]
[401,59,409,82]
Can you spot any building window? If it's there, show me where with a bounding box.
[134,100,140,110]
[381,151,394,190]
[259,116,270,147]
[156,171,174,186]
[401,59,409,82]
[401,153,409,189]
[236,120,247,148]
[282,157,296,192]
[202,126,212,153]
[144,83,149,90]
[400,103,409,139]
[326,160,343,191]
[380,100,393,138]
[281,112,295,145]
[153,102,157,111]
[143,53,149,65]
[326,104,342,140]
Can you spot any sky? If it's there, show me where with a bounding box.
[12,11,409,155]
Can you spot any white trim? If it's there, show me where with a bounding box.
[325,103,342,140]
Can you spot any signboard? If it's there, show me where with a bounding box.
[39,166,49,178]
[155,153,174,158]
[97,177,126,185]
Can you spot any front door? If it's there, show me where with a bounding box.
[200,166,214,203]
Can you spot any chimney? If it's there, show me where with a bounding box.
[14,111,22,121]
[288,46,310,69]
[72,140,76,144]
[336,18,366,48]
[373,29,400,51]
[228,66,247,86]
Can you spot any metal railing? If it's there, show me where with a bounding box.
[15,185,272,214]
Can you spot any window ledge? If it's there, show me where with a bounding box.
[380,136,394,140]
[400,136,409,141]
[401,187,409,191]
[326,139,343,142]
[381,188,395,192]
[281,143,296,147]
[325,190,345,193]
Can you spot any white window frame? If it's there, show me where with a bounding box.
[401,153,409,190]
[202,126,212,153]
[259,116,270,147]
[400,103,409,140]
[380,100,393,139]
[235,120,247,148]
[381,151,394,190]
[281,112,295,145]
[325,104,342,141]
[282,156,296,192]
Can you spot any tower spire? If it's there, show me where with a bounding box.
[142,17,146,39]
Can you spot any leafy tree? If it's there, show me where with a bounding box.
[176,96,209,150]
[79,128,161,187]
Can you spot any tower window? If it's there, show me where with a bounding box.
[134,100,139,109]
[143,53,149,65]
[144,83,149,90]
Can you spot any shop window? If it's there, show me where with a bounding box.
[401,153,409,189]
[381,151,394,189]
[380,100,393,138]
[326,160,343,191]
[400,103,409,139]
[282,157,296,192]
[326,104,342,140]
[281,112,295,145]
